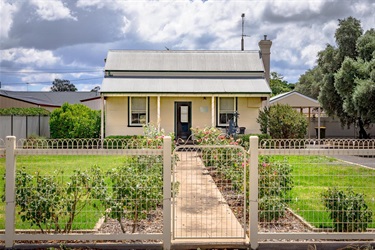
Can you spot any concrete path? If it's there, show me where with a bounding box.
[172,151,246,242]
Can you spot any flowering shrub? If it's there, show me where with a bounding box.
[14,166,106,233]
[191,127,242,145]
[191,127,226,145]
[104,156,163,233]
[258,156,293,221]
[191,126,242,166]
[259,157,293,198]
[143,123,175,150]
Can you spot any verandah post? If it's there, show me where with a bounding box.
[162,136,172,250]
[5,136,16,249]
[249,136,259,249]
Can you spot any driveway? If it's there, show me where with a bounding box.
[334,155,375,169]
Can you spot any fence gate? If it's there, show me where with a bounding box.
[172,145,248,240]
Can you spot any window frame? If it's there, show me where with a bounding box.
[216,97,237,127]
[128,96,149,127]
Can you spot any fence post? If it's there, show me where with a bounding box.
[249,136,259,250]
[163,136,172,250]
[5,136,16,249]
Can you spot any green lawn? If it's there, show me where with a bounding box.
[1,154,374,231]
[0,155,129,230]
[275,155,375,229]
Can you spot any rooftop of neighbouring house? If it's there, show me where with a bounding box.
[0,90,100,107]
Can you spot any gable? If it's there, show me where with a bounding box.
[270,91,320,108]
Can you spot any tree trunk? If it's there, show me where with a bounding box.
[358,118,370,139]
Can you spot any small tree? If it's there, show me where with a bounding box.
[51,79,77,92]
[257,104,307,139]
[50,103,100,138]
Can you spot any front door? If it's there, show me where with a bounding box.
[175,102,192,141]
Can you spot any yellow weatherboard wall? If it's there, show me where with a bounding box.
[105,96,263,136]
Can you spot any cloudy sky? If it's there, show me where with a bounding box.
[0,0,374,91]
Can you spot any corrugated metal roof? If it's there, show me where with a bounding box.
[101,78,271,94]
[104,50,264,72]
[0,90,100,106]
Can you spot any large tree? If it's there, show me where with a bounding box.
[269,72,294,96]
[294,66,322,99]
[51,79,77,92]
[317,17,374,138]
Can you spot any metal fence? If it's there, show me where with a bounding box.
[1,136,172,249]
[0,136,374,249]
[252,138,375,249]
[0,115,50,140]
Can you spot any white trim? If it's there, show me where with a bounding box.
[211,96,215,127]
[157,96,161,132]
[100,95,104,140]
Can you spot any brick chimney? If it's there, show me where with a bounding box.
[258,35,272,85]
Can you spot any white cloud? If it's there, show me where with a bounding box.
[0,0,19,39]
[270,0,326,16]
[76,0,260,50]
[20,72,62,86]
[1,0,374,90]
[30,0,77,21]
[76,0,106,9]
[78,84,96,91]
[41,86,52,91]
[1,48,61,67]
[121,16,132,34]
[301,44,324,67]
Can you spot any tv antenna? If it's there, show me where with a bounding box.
[241,13,249,51]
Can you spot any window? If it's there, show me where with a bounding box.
[129,97,148,126]
[217,97,236,126]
